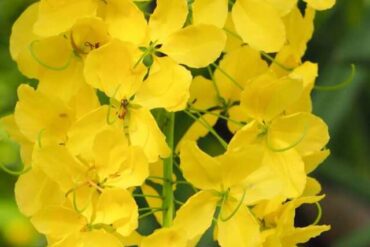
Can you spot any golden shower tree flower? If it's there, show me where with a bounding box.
[1,0,339,246]
[173,141,282,246]
[31,188,138,246]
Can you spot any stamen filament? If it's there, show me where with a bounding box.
[184,110,228,149]
[211,63,244,90]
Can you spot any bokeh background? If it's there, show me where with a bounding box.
[0,0,369,246]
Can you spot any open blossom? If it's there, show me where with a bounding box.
[1,0,338,246]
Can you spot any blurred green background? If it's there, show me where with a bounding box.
[0,0,369,246]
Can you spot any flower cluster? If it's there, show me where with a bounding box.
[2,0,336,246]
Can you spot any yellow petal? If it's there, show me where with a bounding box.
[302,177,322,196]
[15,167,65,217]
[70,17,111,55]
[109,146,149,189]
[103,0,147,45]
[95,188,138,236]
[189,76,219,110]
[141,228,187,247]
[81,230,122,247]
[227,105,249,133]
[67,83,100,120]
[268,113,329,156]
[219,146,264,188]
[217,200,261,247]
[33,145,85,192]
[134,57,192,111]
[17,35,74,79]
[121,231,143,247]
[84,39,144,99]
[228,121,262,152]
[129,108,170,162]
[224,14,243,53]
[15,84,73,144]
[286,62,318,113]
[161,24,226,68]
[262,149,306,198]
[241,74,303,122]
[34,0,98,36]
[9,3,39,60]
[67,106,111,157]
[232,0,286,52]
[179,141,223,190]
[276,196,330,245]
[173,191,218,240]
[302,149,330,174]
[279,195,324,227]
[282,6,315,60]
[148,0,188,42]
[92,128,129,179]
[284,225,331,245]
[304,0,335,10]
[215,46,268,101]
[1,115,33,165]
[238,165,283,205]
[31,206,85,239]
[192,0,228,28]
[289,62,318,91]
[37,59,86,104]
[265,0,297,16]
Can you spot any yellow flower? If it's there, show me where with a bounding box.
[227,73,329,197]
[34,128,148,211]
[172,141,282,246]
[31,188,138,246]
[262,196,330,247]
[83,40,192,162]
[121,0,227,68]
[14,84,74,145]
[10,4,110,102]
[11,83,99,148]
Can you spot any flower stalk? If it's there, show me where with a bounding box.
[162,111,175,227]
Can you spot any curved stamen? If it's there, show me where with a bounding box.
[313,202,323,225]
[220,189,247,222]
[315,64,356,91]
[72,186,92,214]
[0,162,31,176]
[29,40,73,71]
[266,121,308,152]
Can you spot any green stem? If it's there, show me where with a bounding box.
[132,193,163,199]
[207,66,225,107]
[162,112,175,227]
[139,207,163,212]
